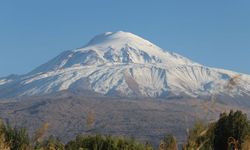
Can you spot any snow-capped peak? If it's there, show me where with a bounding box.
[0,31,250,100]
[83,31,195,65]
[85,31,161,51]
[31,31,197,74]
[82,31,174,63]
[86,31,144,46]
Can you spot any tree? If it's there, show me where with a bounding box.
[213,110,250,150]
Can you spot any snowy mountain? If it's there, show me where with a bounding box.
[1,31,250,99]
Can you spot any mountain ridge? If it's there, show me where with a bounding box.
[0,31,250,99]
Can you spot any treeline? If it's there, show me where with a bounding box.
[0,122,152,150]
[182,110,250,150]
[1,110,250,150]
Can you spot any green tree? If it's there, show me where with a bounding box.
[213,110,250,150]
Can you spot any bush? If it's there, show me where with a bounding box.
[159,134,177,150]
[35,135,64,150]
[182,121,214,150]
[65,134,152,150]
[4,125,30,150]
[0,120,10,150]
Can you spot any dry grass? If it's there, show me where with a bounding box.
[0,134,10,150]
[33,122,50,143]
[242,135,250,150]
[86,110,95,128]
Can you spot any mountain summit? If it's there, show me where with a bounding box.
[31,31,197,74]
[0,31,250,99]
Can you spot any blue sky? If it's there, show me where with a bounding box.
[0,0,249,77]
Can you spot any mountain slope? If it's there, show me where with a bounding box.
[2,94,249,146]
[0,31,250,99]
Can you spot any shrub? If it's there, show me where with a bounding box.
[65,134,152,150]
[4,125,30,150]
[35,135,64,150]
[182,121,214,150]
[0,119,10,150]
[159,134,177,150]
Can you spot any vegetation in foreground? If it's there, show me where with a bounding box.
[1,110,250,150]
